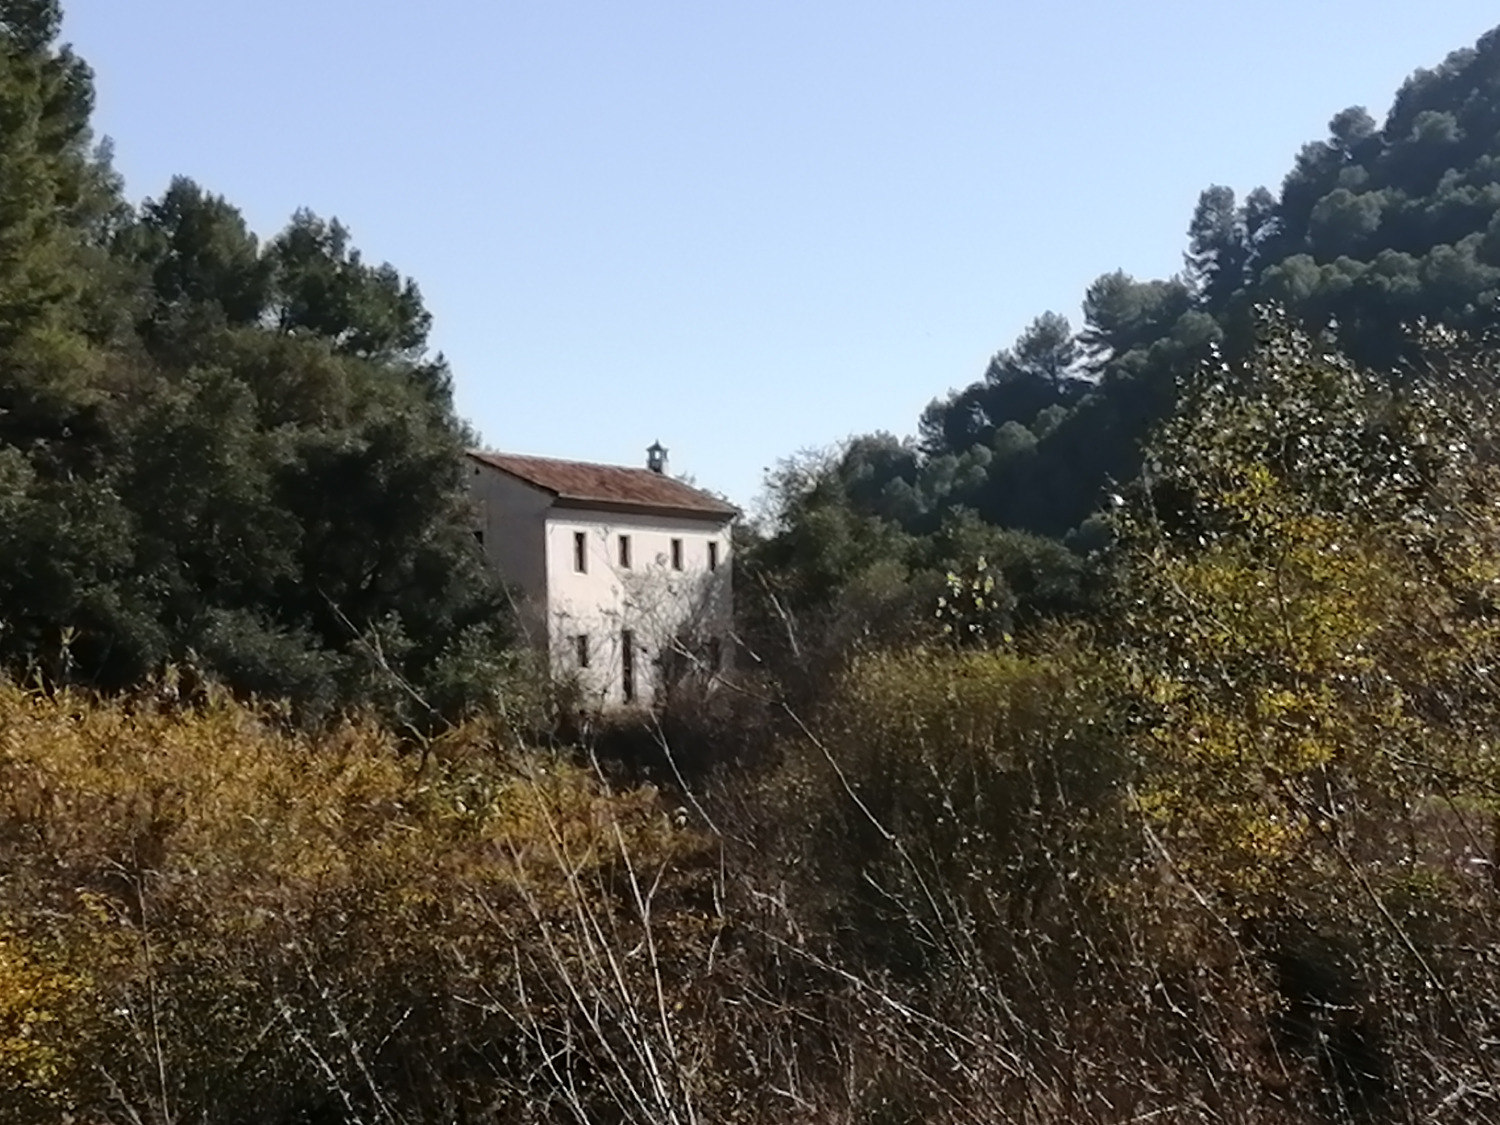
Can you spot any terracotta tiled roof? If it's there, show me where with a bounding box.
[468,450,739,519]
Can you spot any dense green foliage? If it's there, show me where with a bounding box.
[0,5,515,723]
[745,22,1500,650]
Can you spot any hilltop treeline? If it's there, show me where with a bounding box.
[0,2,515,724]
[742,22,1500,649]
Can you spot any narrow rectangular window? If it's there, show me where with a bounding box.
[575,634,590,668]
[573,530,587,573]
[620,629,636,703]
[473,528,485,548]
[707,540,719,571]
[708,637,722,670]
[618,534,632,569]
[670,537,683,571]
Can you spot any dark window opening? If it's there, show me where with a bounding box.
[473,529,485,547]
[573,531,587,573]
[575,634,590,668]
[619,534,632,569]
[670,538,683,570]
[708,637,722,670]
[621,630,636,703]
[707,540,719,571]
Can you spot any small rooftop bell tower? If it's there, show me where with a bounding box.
[646,440,668,475]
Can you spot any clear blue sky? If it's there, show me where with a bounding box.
[63,1,1500,508]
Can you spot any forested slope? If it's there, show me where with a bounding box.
[744,22,1500,642]
[0,2,516,724]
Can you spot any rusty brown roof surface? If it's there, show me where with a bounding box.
[468,450,739,519]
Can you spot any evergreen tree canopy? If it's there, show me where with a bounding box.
[756,21,1500,634]
[0,11,516,725]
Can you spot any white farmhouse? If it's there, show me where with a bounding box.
[466,443,737,709]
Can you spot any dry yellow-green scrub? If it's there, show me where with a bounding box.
[0,683,721,1124]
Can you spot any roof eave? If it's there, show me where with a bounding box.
[550,494,739,523]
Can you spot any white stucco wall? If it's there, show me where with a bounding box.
[466,462,551,646]
[543,508,733,709]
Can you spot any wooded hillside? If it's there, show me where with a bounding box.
[742,23,1500,646]
[0,1,516,726]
